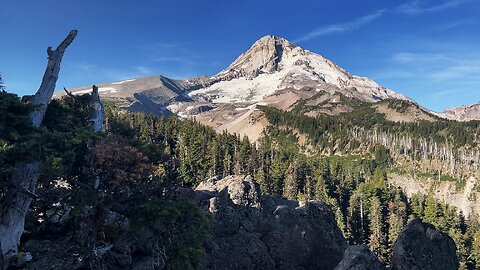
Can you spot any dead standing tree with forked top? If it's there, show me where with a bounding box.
[0,30,78,261]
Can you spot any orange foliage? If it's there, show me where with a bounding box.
[94,135,150,183]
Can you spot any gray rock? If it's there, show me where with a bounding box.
[335,245,386,270]
[196,175,261,208]
[105,211,130,231]
[195,175,348,270]
[45,203,72,226]
[392,218,458,270]
[17,251,33,265]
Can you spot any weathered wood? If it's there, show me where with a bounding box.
[90,85,104,133]
[64,87,75,98]
[63,84,104,133]
[29,30,77,127]
[0,162,40,257]
[0,30,77,259]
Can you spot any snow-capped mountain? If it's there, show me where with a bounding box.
[189,35,409,104]
[61,35,410,113]
[61,35,480,140]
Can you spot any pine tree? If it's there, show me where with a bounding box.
[369,196,387,262]
[270,155,285,196]
[223,147,233,177]
[472,230,480,268]
[410,194,425,218]
[387,189,407,256]
[424,195,440,226]
[208,139,222,177]
[284,162,298,200]
[346,191,366,244]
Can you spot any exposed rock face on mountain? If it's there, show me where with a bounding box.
[190,35,409,104]
[335,245,386,270]
[440,102,480,121]
[212,35,293,81]
[391,218,458,270]
[194,175,349,270]
[389,174,480,218]
[56,75,202,116]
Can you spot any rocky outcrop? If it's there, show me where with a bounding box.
[212,35,296,81]
[15,174,461,270]
[195,175,348,270]
[335,245,386,270]
[440,102,480,121]
[392,218,458,270]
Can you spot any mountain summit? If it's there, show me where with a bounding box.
[190,35,409,103]
[213,35,296,80]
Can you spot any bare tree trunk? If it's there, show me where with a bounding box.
[0,163,40,259]
[0,30,77,260]
[90,85,104,133]
[28,30,78,128]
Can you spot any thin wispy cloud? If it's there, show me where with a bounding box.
[389,51,480,82]
[392,52,451,64]
[374,71,416,80]
[294,9,386,43]
[439,18,478,30]
[152,56,199,66]
[429,65,480,81]
[139,42,186,50]
[396,0,471,15]
[369,42,480,111]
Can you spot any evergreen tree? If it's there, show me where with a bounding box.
[424,195,441,226]
[270,155,285,196]
[346,191,366,244]
[387,189,407,255]
[472,230,480,268]
[284,162,298,200]
[313,165,330,202]
[368,196,387,262]
[409,194,425,218]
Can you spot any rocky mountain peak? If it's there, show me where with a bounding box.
[65,35,411,117]
[213,35,298,81]
[252,34,296,49]
[199,35,409,103]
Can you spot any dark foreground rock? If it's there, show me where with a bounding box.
[391,218,459,270]
[335,244,386,270]
[194,175,348,270]
[12,174,460,270]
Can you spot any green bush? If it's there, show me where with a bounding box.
[132,199,211,270]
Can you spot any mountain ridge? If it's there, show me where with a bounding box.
[439,102,480,122]
[57,35,478,124]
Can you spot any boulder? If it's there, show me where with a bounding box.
[45,203,72,230]
[104,211,130,232]
[195,175,260,208]
[195,175,348,270]
[391,218,458,270]
[335,245,386,270]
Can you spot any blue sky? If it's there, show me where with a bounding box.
[0,0,479,112]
